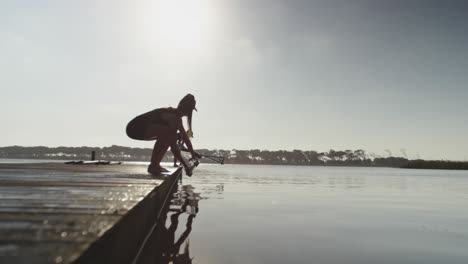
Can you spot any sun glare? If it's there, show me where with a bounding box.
[142,0,215,54]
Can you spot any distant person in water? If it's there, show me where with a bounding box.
[126,94,200,176]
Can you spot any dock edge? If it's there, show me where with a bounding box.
[73,167,183,264]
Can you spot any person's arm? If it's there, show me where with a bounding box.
[178,118,200,158]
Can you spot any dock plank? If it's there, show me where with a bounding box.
[0,163,182,264]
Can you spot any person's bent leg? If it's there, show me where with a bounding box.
[144,124,174,174]
[148,140,170,174]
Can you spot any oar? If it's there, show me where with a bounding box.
[178,144,225,165]
[198,155,225,165]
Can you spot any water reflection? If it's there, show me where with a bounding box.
[139,166,468,264]
[170,183,201,216]
[139,180,202,264]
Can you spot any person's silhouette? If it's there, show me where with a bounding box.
[126,94,201,176]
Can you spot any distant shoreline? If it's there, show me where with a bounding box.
[0,156,468,170]
[1,145,467,171]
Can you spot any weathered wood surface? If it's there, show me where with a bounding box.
[0,163,181,264]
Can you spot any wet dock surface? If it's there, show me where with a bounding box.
[0,163,181,264]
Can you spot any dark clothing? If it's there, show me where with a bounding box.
[126,108,177,140]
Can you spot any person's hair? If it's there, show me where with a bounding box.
[178,94,196,137]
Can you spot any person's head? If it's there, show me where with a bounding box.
[177,94,197,137]
[177,94,197,115]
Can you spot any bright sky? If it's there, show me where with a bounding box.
[1,0,468,160]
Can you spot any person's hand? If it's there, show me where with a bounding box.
[186,129,194,138]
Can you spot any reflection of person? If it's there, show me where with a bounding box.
[152,183,200,264]
[181,185,200,216]
[157,210,195,264]
[126,94,201,175]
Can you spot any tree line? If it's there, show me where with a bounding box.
[1,145,466,169]
[0,145,405,166]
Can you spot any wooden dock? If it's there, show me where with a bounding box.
[0,163,182,264]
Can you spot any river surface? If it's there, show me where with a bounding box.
[1,159,467,263]
[163,165,468,264]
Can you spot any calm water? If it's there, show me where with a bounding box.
[2,159,468,263]
[159,165,468,264]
